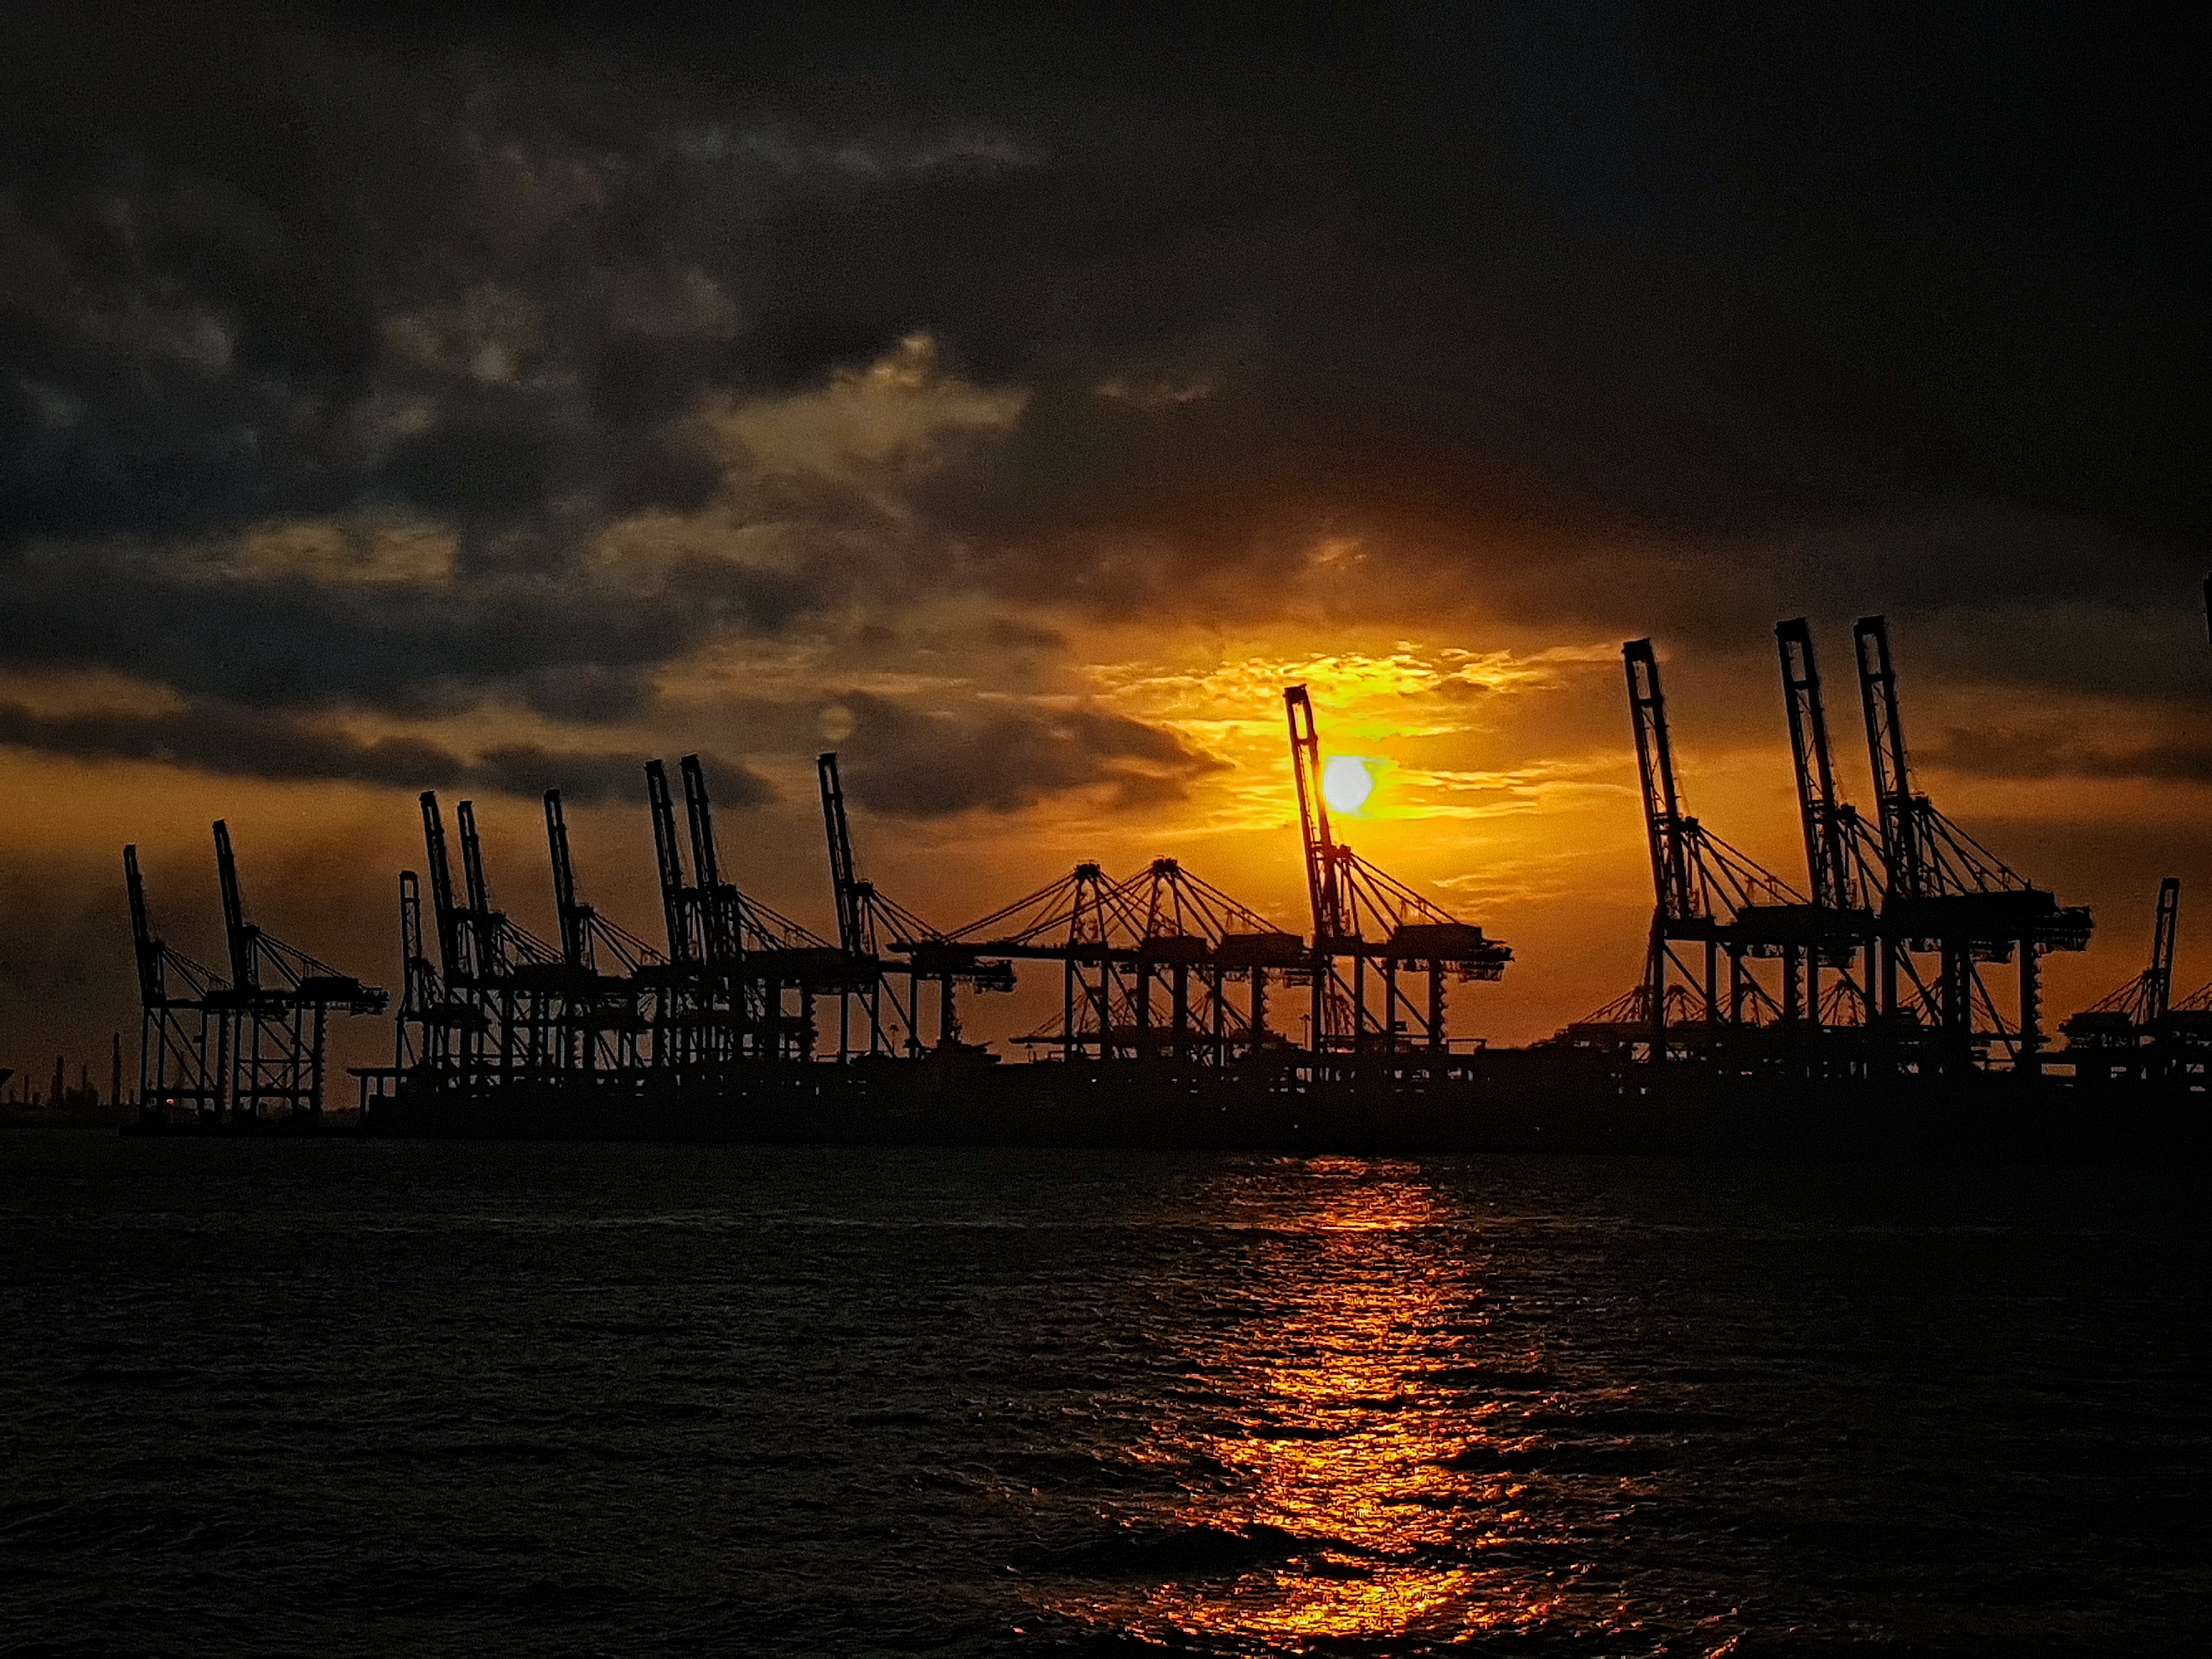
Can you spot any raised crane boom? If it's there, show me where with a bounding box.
[2148,876,2181,1021]
[1624,640,1697,925]
[1283,685,1346,944]
[394,869,447,1071]
[2062,877,2180,1056]
[213,819,255,991]
[680,754,739,964]
[645,759,692,962]
[544,789,589,971]
[1853,616,1922,899]
[419,792,466,980]
[123,844,164,1007]
[1776,619,1854,912]
[818,752,864,956]
[455,800,504,977]
[121,843,226,1116]
[681,755,722,888]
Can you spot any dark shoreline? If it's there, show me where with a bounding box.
[126,1048,2211,1163]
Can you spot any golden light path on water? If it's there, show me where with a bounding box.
[1052,1158,1661,1648]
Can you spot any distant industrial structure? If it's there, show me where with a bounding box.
[1567,615,2103,1072]
[113,609,2211,1142]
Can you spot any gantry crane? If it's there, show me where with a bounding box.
[1284,684,1508,1056]
[391,870,442,1073]
[123,844,225,1118]
[2062,878,2178,1080]
[205,820,386,1118]
[644,755,849,1066]
[1620,641,1805,1051]
[941,859,1297,1066]
[817,752,1012,1058]
[542,788,659,1074]
[1853,616,2092,1066]
[414,792,564,1086]
[1773,618,1883,1022]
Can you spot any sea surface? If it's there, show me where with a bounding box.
[1,1130,2206,1656]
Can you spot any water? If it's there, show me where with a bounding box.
[2,1131,2206,1656]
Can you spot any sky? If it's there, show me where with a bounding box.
[2,1,2207,1081]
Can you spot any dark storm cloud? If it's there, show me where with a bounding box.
[0,697,772,804]
[0,0,2202,719]
[1924,725,2212,787]
[835,692,1224,818]
[0,541,819,715]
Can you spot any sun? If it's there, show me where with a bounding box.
[1321,754,1378,815]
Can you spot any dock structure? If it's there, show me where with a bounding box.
[113,601,2212,1136]
[1567,616,2104,1079]
[125,826,386,1123]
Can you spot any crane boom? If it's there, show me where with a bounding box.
[679,754,736,963]
[1283,685,1346,943]
[398,870,430,1006]
[213,820,255,991]
[818,752,864,955]
[419,792,465,979]
[545,789,590,970]
[680,755,722,888]
[1623,641,1696,923]
[644,760,691,962]
[1776,619,1854,911]
[2148,876,2181,1020]
[455,800,502,975]
[123,845,163,1006]
[1853,616,1921,898]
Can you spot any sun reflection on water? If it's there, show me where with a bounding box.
[1052,1156,1608,1646]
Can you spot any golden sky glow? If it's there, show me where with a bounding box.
[3,188,2209,1088]
[5,606,2211,1082]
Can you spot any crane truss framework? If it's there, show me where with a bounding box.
[1281,684,1511,1054]
[819,751,1013,1060]
[1852,615,2091,1060]
[2062,879,2197,1083]
[127,828,386,1122]
[1623,639,1827,1041]
[939,859,1314,1065]
[377,754,1017,1103]
[1585,623,2095,1068]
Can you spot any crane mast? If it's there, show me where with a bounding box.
[455,800,504,976]
[2147,876,2180,1022]
[645,760,692,962]
[1624,641,1697,927]
[679,755,738,965]
[1776,620,1854,912]
[396,869,443,1070]
[212,820,257,992]
[419,793,466,981]
[1853,617,1922,900]
[1284,684,1345,1051]
[818,753,864,957]
[545,789,591,972]
[1774,618,1886,1024]
[124,844,163,1007]
[1283,685,1345,944]
[1853,617,1920,1018]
